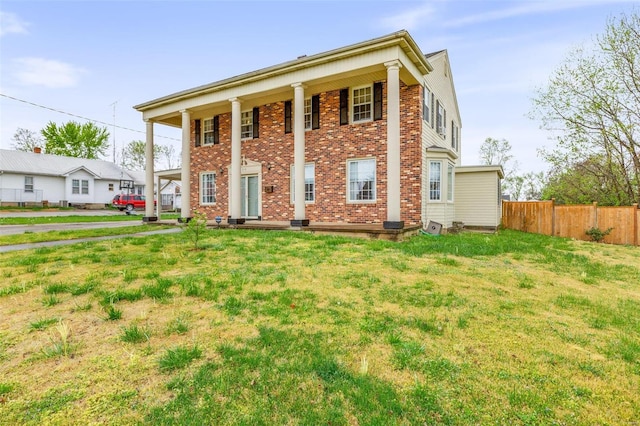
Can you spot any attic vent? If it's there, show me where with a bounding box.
[297,54,307,59]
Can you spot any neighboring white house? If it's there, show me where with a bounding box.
[0,149,144,207]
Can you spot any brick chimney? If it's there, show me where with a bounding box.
[33,147,42,154]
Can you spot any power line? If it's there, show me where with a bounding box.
[0,93,180,141]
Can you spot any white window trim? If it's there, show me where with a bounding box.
[347,157,376,203]
[351,84,373,124]
[200,172,217,205]
[240,110,253,140]
[429,160,442,202]
[423,85,431,125]
[203,118,215,145]
[72,179,80,195]
[290,162,316,204]
[304,98,312,131]
[447,163,454,202]
[24,176,34,193]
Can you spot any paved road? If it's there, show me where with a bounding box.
[0,209,126,218]
[0,221,147,236]
[0,228,182,253]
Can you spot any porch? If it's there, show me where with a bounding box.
[154,219,422,242]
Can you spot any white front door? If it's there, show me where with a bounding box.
[241,175,259,218]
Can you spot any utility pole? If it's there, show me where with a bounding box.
[109,100,118,163]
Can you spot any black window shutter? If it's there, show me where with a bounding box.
[431,94,435,128]
[194,119,201,147]
[312,95,320,129]
[373,82,383,121]
[423,87,428,122]
[443,109,447,137]
[339,89,349,125]
[252,107,259,138]
[213,116,219,144]
[284,101,292,134]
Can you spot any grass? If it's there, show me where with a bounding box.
[0,228,638,424]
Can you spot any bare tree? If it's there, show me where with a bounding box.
[531,11,640,204]
[11,128,43,152]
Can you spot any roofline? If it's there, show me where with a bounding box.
[456,165,505,179]
[133,30,433,112]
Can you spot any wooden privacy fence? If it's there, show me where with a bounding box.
[502,200,640,246]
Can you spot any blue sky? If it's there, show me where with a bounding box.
[0,0,637,173]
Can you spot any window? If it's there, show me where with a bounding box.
[201,172,216,204]
[423,86,431,124]
[108,183,114,191]
[447,163,454,202]
[72,179,79,194]
[24,176,34,193]
[291,163,315,203]
[241,111,253,139]
[304,98,312,130]
[436,101,446,138]
[429,161,441,201]
[81,180,89,195]
[352,85,372,122]
[348,158,376,202]
[203,118,215,145]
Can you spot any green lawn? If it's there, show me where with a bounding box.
[0,229,638,425]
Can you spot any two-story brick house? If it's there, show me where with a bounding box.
[134,30,501,231]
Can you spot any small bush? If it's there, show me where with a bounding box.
[585,226,613,243]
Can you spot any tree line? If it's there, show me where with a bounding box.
[11,121,179,171]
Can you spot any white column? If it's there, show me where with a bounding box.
[385,61,403,228]
[180,110,191,220]
[144,120,156,220]
[229,98,243,223]
[292,83,308,226]
[156,175,162,217]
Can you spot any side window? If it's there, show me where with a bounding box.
[24,176,34,193]
[429,161,442,201]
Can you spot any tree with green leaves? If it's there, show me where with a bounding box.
[41,121,109,159]
[11,128,44,152]
[531,11,640,205]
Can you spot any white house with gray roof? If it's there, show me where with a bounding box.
[0,149,141,207]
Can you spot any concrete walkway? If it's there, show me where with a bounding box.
[0,228,181,253]
[0,221,147,236]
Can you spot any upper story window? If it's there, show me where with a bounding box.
[423,86,431,125]
[348,158,376,202]
[201,172,216,204]
[24,176,34,193]
[436,101,446,138]
[352,85,372,122]
[291,163,315,203]
[304,98,312,130]
[203,118,215,145]
[429,161,441,201]
[241,111,253,139]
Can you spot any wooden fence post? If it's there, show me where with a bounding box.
[593,201,598,229]
[551,198,556,236]
[634,203,639,246]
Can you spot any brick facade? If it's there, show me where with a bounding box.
[190,81,423,225]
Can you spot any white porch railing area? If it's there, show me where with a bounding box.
[0,188,44,202]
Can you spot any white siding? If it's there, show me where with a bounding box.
[0,173,66,203]
[455,169,502,228]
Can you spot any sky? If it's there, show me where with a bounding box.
[0,0,637,174]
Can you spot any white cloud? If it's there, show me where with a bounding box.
[444,1,617,28]
[379,3,436,31]
[13,57,86,88]
[0,11,29,36]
